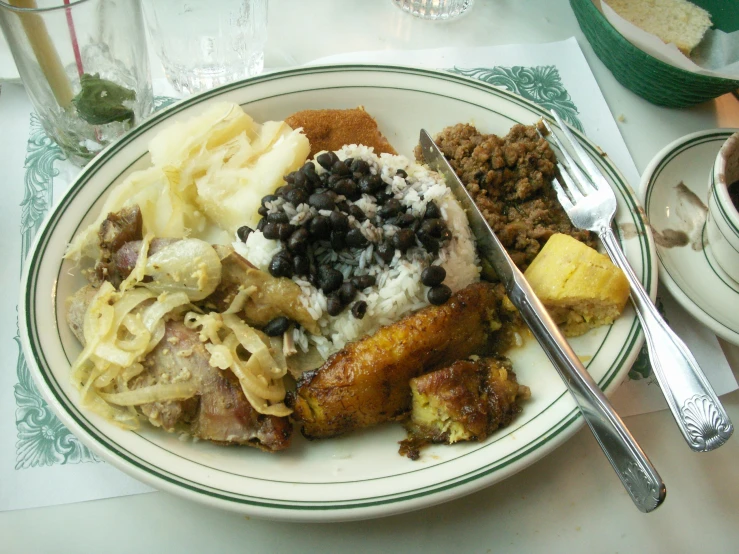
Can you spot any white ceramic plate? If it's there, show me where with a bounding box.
[19,65,655,522]
[639,129,739,345]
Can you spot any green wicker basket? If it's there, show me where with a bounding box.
[570,0,739,108]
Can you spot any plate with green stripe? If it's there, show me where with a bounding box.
[640,129,739,345]
[19,65,654,521]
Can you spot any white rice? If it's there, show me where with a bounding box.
[234,144,480,359]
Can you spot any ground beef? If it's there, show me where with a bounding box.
[419,123,596,270]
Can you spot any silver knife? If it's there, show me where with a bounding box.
[420,129,666,513]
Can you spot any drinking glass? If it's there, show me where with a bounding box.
[142,0,268,96]
[392,0,474,20]
[0,0,153,166]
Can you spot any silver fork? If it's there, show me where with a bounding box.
[542,110,733,452]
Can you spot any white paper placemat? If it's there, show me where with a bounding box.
[1,37,735,513]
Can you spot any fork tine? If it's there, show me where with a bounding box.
[540,118,595,196]
[556,161,585,202]
[550,110,611,192]
[551,175,576,212]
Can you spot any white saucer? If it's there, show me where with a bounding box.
[639,129,739,345]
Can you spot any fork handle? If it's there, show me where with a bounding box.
[600,228,734,451]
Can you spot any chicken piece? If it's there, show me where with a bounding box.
[398,356,530,460]
[205,245,319,334]
[65,285,292,451]
[284,107,397,158]
[290,282,502,439]
[93,205,143,285]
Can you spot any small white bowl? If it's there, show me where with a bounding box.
[706,132,739,282]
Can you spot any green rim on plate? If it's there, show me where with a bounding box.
[570,0,739,108]
[19,64,655,520]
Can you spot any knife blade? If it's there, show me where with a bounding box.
[419,129,666,513]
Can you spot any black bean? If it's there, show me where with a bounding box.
[309,215,331,239]
[424,201,441,219]
[261,194,278,207]
[236,225,253,242]
[256,218,267,232]
[264,316,291,336]
[293,255,309,276]
[332,160,351,176]
[378,199,402,219]
[396,213,416,228]
[392,228,415,252]
[359,174,383,195]
[338,282,357,304]
[286,188,309,207]
[316,152,334,170]
[377,242,395,263]
[420,218,443,238]
[329,211,349,233]
[336,200,351,213]
[267,212,289,224]
[343,158,354,170]
[351,159,370,174]
[277,223,296,241]
[330,231,345,250]
[283,172,296,184]
[287,227,309,253]
[275,184,292,197]
[262,222,280,240]
[317,266,343,293]
[302,162,321,185]
[327,174,343,188]
[326,294,344,316]
[293,171,307,188]
[374,190,393,205]
[258,206,269,217]
[440,227,452,242]
[352,171,364,181]
[269,252,293,278]
[352,274,376,290]
[345,228,368,248]
[334,179,359,200]
[421,265,446,287]
[428,285,452,305]
[418,232,440,254]
[309,192,336,211]
[351,300,368,320]
[396,169,408,178]
[348,205,366,222]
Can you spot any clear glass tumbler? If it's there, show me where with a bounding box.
[0,0,153,166]
[142,0,268,96]
[392,0,474,20]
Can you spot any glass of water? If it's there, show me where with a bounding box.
[392,0,474,20]
[142,0,268,96]
[0,0,153,166]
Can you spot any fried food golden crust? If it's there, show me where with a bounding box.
[398,356,529,460]
[284,107,397,158]
[290,282,502,439]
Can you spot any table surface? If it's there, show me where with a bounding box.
[3,0,739,552]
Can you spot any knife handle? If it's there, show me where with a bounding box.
[511,282,666,513]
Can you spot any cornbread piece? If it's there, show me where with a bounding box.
[290,282,504,439]
[423,123,596,270]
[524,233,630,337]
[284,107,397,158]
[399,357,529,460]
[607,0,712,56]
